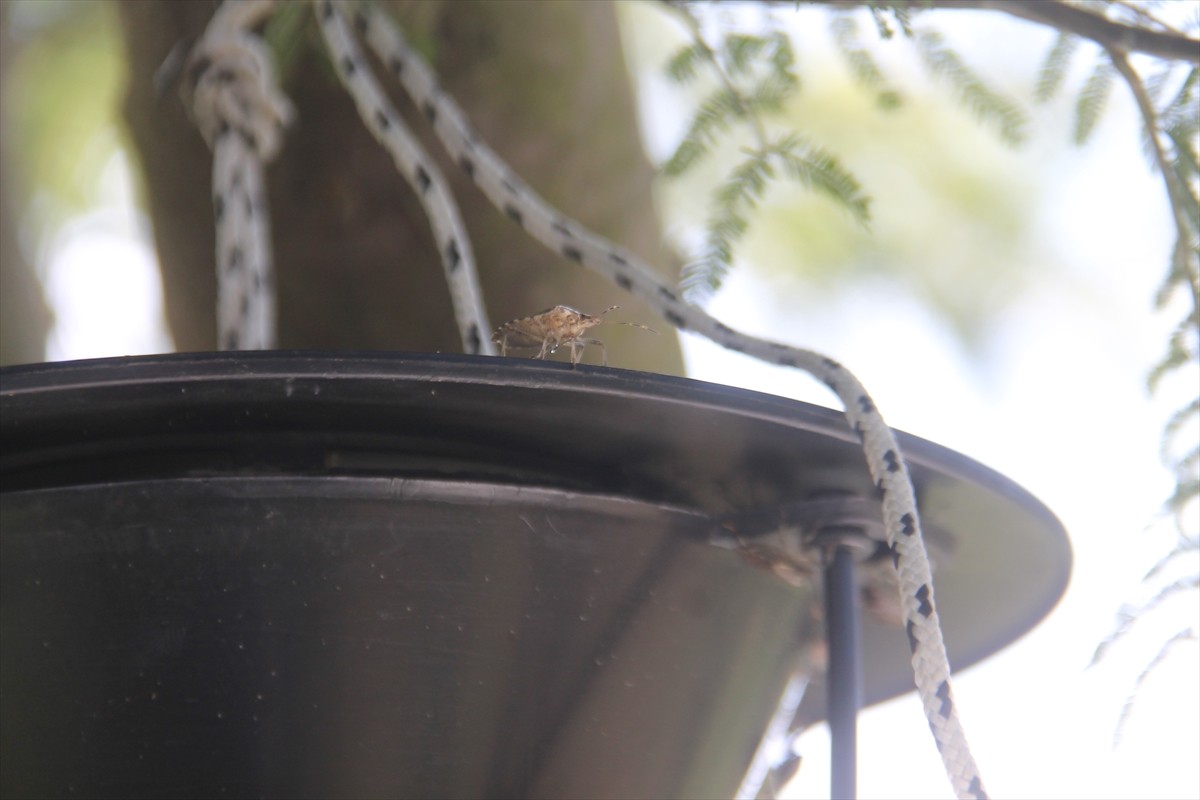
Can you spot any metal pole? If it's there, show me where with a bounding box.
[824,542,862,800]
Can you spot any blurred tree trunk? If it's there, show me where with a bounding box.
[0,4,53,366]
[115,0,683,375]
[0,155,51,367]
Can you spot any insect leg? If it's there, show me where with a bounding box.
[567,338,588,366]
[577,338,607,367]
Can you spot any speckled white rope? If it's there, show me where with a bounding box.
[314,1,494,356]
[347,3,986,796]
[185,0,291,350]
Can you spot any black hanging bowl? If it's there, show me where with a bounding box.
[0,353,1070,799]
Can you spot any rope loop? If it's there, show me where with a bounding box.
[184,0,293,161]
[183,0,289,350]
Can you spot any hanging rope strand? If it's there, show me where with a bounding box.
[314,1,494,356]
[211,141,275,348]
[185,0,291,350]
[347,2,985,796]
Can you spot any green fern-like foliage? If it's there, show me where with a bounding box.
[829,13,903,109]
[1150,64,1199,537]
[867,2,914,40]
[913,29,1028,145]
[1149,299,1200,533]
[1033,32,1119,145]
[660,4,1197,723]
[1161,390,1199,537]
[662,88,750,177]
[661,30,798,179]
[662,4,1036,302]
[679,136,869,298]
[661,9,869,301]
[1025,7,1198,542]
[1029,1,1200,730]
[1035,32,1081,102]
[659,6,1197,720]
[1091,538,1199,744]
[1073,58,1116,144]
[664,40,707,84]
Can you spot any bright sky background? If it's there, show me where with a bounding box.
[28,3,1199,799]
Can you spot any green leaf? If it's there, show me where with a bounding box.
[1149,308,1200,391]
[1175,445,1200,481]
[1163,397,1200,445]
[664,41,708,85]
[1169,164,1200,244]
[679,137,870,302]
[867,3,915,39]
[1091,575,1200,667]
[1145,537,1198,582]
[869,5,895,39]
[724,33,770,77]
[1073,58,1115,145]
[1166,124,1200,189]
[717,154,775,207]
[1145,64,1174,105]
[1111,627,1198,746]
[1153,237,1200,309]
[745,70,798,113]
[1166,475,1199,517]
[662,138,709,178]
[767,31,795,74]
[776,135,871,222]
[1035,31,1080,102]
[663,12,865,301]
[680,254,723,297]
[681,151,776,301]
[915,29,1028,146]
[1163,404,1200,518]
[1162,67,1199,131]
[661,87,744,176]
[830,14,904,109]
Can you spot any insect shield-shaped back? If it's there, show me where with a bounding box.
[491,305,656,367]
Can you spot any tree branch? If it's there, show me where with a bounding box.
[791,0,1200,64]
[1107,46,1200,303]
[1109,0,1190,37]
[976,1,1200,63]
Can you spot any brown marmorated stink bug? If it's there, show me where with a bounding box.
[491,305,657,367]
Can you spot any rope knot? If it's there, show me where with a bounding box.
[184,4,293,161]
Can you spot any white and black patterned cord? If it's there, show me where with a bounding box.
[185,0,291,350]
[314,1,494,356]
[184,1,985,795]
[344,3,987,797]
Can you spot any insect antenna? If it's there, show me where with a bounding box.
[595,305,659,335]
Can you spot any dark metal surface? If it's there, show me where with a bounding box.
[824,545,863,800]
[3,477,809,799]
[0,352,1072,798]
